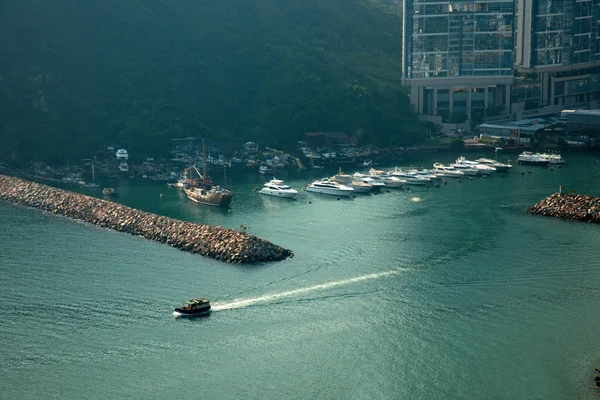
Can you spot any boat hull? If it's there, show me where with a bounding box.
[517,159,550,165]
[184,188,233,207]
[173,309,211,318]
[259,188,298,198]
[434,171,464,178]
[350,185,372,193]
[305,187,353,197]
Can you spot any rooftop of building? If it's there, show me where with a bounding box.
[562,109,600,117]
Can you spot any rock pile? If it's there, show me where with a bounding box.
[526,192,600,223]
[0,174,293,263]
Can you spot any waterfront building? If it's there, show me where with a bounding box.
[561,109,600,137]
[402,0,515,123]
[511,0,600,119]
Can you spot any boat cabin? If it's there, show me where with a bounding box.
[184,298,210,311]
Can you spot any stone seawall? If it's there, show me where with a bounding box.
[527,192,600,223]
[0,174,293,263]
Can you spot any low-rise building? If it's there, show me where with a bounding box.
[561,110,600,136]
[478,118,549,144]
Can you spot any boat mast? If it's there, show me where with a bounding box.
[202,139,207,186]
[223,166,227,189]
[92,159,96,183]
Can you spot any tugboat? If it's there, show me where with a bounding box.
[173,298,211,317]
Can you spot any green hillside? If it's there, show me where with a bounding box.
[0,0,426,163]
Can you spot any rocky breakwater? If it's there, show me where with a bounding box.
[527,192,600,223]
[0,174,293,263]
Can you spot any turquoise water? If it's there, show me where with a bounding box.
[2,152,600,399]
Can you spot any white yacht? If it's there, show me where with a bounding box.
[475,158,512,172]
[432,163,465,178]
[536,152,565,164]
[305,179,355,197]
[329,170,373,193]
[448,162,479,176]
[454,156,496,174]
[517,151,551,165]
[259,179,298,198]
[409,168,442,180]
[351,174,386,191]
[388,167,431,185]
[366,169,406,188]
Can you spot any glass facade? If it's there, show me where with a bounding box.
[405,0,514,79]
[528,0,599,66]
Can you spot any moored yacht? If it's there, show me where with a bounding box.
[389,167,431,185]
[454,156,496,174]
[259,179,298,198]
[305,179,355,197]
[517,151,550,165]
[409,168,442,180]
[329,170,373,193]
[351,174,385,191]
[536,152,565,164]
[448,162,479,176]
[366,168,406,188]
[432,163,464,178]
[475,158,512,172]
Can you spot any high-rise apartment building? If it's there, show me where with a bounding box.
[512,0,600,119]
[402,0,515,122]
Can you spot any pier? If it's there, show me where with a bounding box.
[527,192,600,223]
[0,174,293,263]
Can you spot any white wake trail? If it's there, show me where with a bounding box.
[211,269,401,311]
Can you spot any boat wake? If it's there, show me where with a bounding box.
[211,269,402,311]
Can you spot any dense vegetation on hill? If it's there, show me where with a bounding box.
[0,0,427,164]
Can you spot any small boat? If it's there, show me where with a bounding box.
[79,159,100,188]
[102,187,118,196]
[259,179,298,198]
[173,298,211,317]
[259,165,273,175]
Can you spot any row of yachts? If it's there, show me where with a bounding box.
[258,156,516,198]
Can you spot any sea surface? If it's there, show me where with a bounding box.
[2,152,600,399]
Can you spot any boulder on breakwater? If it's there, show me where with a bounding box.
[0,174,293,263]
[526,192,600,223]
